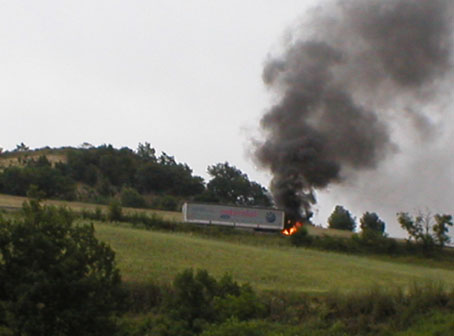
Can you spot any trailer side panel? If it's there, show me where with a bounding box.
[183,203,284,230]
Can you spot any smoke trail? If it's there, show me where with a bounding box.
[255,0,453,219]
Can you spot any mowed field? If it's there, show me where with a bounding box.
[95,223,454,294]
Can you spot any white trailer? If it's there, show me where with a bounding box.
[182,202,285,231]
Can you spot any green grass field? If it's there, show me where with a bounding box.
[94,223,454,293]
[3,193,454,334]
[3,193,454,295]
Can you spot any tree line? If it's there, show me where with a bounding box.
[0,143,271,210]
[291,205,453,256]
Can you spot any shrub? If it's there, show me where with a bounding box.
[108,199,123,221]
[214,284,265,321]
[121,187,146,208]
[151,195,179,211]
[80,207,106,221]
[124,212,177,231]
[121,282,166,313]
[289,226,312,247]
[0,200,122,336]
[165,269,262,333]
[167,269,219,330]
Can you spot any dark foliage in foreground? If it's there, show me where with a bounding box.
[117,269,454,336]
[0,201,122,336]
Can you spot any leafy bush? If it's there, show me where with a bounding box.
[355,231,399,254]
[108,199,123,221]
[124,212,177,231]
[81,207,106,221]
[214,284,265,321]
[121,187,146,208]
[0,200,122,336]
[151,195,179,211]
[288,227,400,256]
[165,269,263,333]
[121,282,166,313]
[289,226,312,246]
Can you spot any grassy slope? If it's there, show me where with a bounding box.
[394,311,454,335]
[0,194,181,220]
[0,194,351,237]
[95,223,454,294]
[3,193,454,294]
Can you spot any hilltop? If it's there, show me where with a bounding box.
[0,147,67,169]
[0,144,271,212]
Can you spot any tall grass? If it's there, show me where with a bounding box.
[258,281,454,335]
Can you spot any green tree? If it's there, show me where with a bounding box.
[0,200,121,335]
[206,163,271,207]
[433,214,453,247]
[328,205,356,231]
[360,212,385,236]
[397,211,437,253]
[398,212,453,250]
[14,142,29,152]
[0,163,75,200]
[135,162,172,193]
[137,142,157,162]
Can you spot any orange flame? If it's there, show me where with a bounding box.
[281,221,303,236]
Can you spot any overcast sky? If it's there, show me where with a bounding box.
[1,0,453,239]
[1,0,310,176]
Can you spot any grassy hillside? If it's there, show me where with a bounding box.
[0,193,181,220]
[94,223,454,293]
[3,195,454,334]
[0,193,352,237]
[3,193,452,294]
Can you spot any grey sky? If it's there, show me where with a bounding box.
[1,0,453,239]
[1,0,309,175]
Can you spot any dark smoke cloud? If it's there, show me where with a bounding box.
[255,0,453,219]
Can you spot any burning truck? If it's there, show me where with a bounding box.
[253,0,454,236]
[182,202,307,236]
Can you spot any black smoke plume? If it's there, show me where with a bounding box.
[255,0,453,220]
